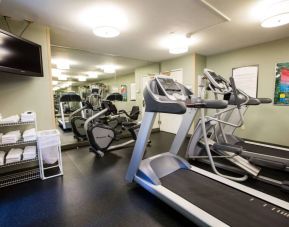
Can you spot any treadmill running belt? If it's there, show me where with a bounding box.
[161,169,289,227]
[238,142,289,159]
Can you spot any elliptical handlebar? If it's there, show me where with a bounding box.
[229,77,241,109]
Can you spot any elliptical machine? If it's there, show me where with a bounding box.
[84,96,141,157]
[70,90,102,141]
[186,69,289,190]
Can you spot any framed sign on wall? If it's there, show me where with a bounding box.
[274,62,289,105]
[232,65,259,98]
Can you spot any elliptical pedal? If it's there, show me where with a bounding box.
[89,147,104,157]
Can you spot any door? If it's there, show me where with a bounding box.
[159,69,183,134]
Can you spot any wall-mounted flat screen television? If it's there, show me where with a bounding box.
[0,28,43,77]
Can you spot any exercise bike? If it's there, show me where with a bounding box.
[84,100,141,157]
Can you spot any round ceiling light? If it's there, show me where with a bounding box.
[169,45,189,54]
[261,13,289,27]
[58,74,68,81]
[101,64,117,74]
[78,76,87,82]
[87,71,99,78]
[261,0,289,28]
[167,34,189,55]
[93,26,120,38]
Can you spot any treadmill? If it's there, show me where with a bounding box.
[125,76,289,226]
[58,92,83,130]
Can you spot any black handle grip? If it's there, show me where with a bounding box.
[229,77,241,109]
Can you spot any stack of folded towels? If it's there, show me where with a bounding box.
[0,151,5,165]
[2,130,21,144]
[6,148,23,164]
[23,146,36,160]
[0,115,20,124]
[23,128,36,142]
[21,111,35,122]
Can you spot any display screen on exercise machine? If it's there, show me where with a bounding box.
[157,77,181,92]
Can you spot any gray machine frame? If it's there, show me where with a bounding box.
[214,105,289,171]
[58,94,84,130]
[84,106,136,157]
[126,75,289,226]
[186,69,288,188]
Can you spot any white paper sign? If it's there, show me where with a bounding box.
[232,66,258,98]
[130,83,136,101]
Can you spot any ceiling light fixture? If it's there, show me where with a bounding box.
[51,58,75,70]
[87,71,99,78]
[58,74,68,81]
[52,68,62,77]
[56,60,70,70]
[261,0,289,28]
[78,76,87,82]
[101,64,116,74]
[80,5,128,38]
[167,33,189,54]
[52,81,58,85]
[93,26,120,38]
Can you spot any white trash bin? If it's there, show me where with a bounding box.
[37,129,63,179]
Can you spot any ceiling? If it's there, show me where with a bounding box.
[51,46,150,83]
[1,0,289,63]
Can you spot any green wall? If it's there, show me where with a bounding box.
[0,19,54,130]
[207,37,289,146]
[135,63,160,108]
[161,54,195,88]
[98,73,136,111]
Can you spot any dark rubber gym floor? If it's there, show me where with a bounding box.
[0,132,288,227]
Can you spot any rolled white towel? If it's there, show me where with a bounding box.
[0,151,5,165]
[23,146,36,160]
[6,148,23,163]
[2,130,21,144]
[0,115,20,124]
[23,128,36,137]
[23,128,36,142]
[23,146,36,155]
[21,111,35,122]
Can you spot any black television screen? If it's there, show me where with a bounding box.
[0,29,43,77]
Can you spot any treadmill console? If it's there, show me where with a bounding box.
[156,76,187,101]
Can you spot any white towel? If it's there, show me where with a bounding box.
[21,111,36,122]
[0,151,5,165]
[23,146,36,160]
[23,128,36,142]
[0,115,20,124]
[2,130,21,144]
[6,148,23,163]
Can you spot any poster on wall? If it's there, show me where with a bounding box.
[232,65,258,98]
[120,85,127,101]
[274,62,289,105]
